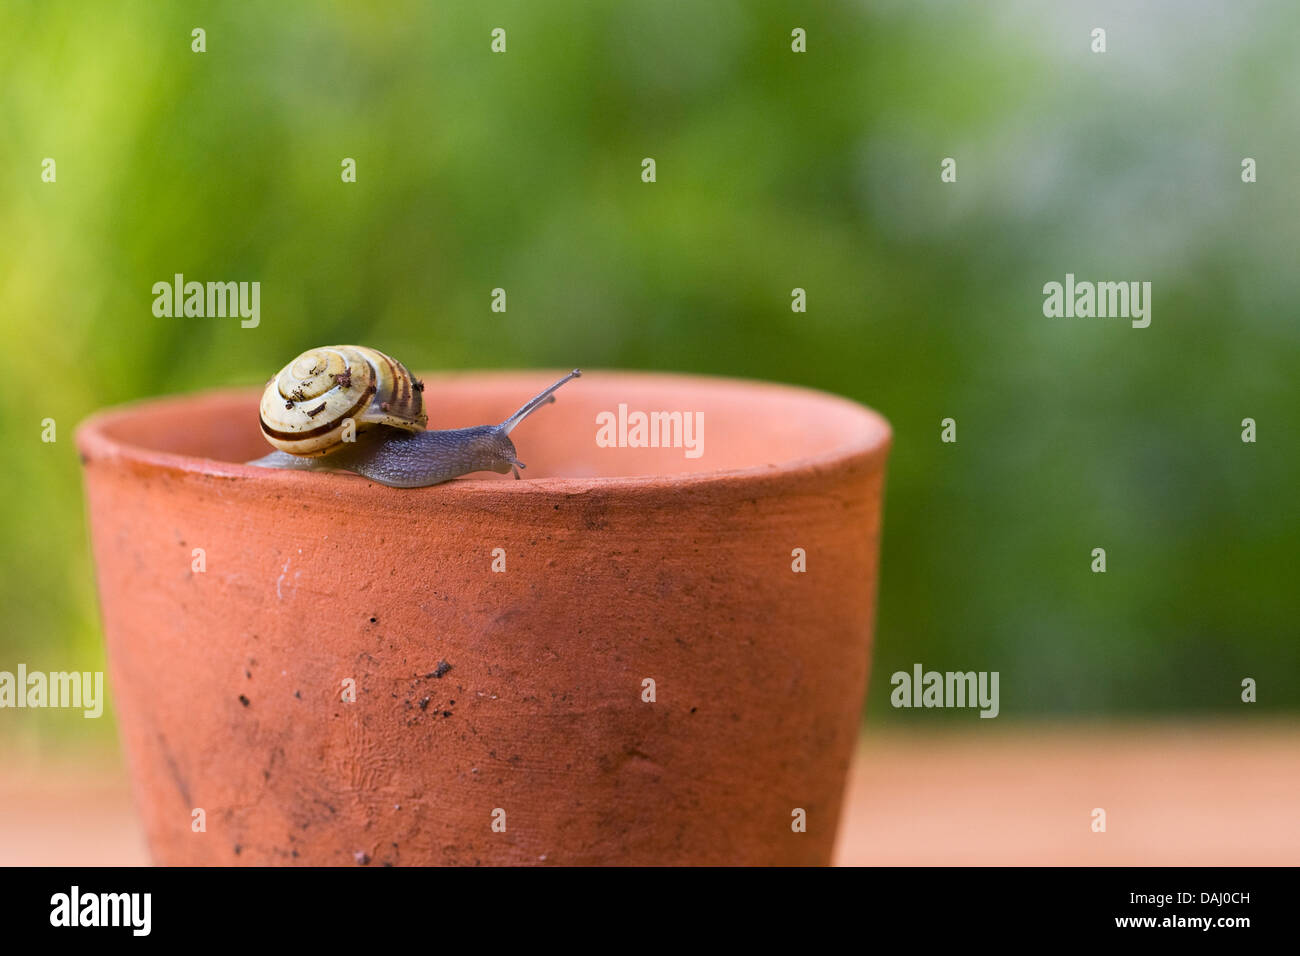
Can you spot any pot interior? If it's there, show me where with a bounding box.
[86,371,890,480]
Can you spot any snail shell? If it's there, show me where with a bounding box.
[258,345,427,456]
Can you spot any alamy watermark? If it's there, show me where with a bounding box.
[0,664,104,718]
[50,886,150,936]
[1043,273,1150,328]
[595,405,704,459]
[890,663,999,718]
[152,273,260,328]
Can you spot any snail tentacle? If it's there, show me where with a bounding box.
[499,369,582,434]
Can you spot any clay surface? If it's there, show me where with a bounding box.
[77,371,891,865]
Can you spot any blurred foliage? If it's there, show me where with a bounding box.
[1,0,1296,741]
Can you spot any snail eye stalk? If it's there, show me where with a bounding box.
[499,370,582,435]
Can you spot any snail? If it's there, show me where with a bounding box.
[246,345,581,487]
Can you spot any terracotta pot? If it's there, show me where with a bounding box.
[77,370,891,866]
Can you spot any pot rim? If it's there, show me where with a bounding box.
[76,368,892,493]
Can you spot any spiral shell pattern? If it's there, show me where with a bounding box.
[258,345,426,456]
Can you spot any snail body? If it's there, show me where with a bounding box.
[248,345,580,487]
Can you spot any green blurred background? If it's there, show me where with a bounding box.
[2,0,1296,743]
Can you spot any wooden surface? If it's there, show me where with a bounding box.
[2,722,1294,866]
[832,722,1298,866]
